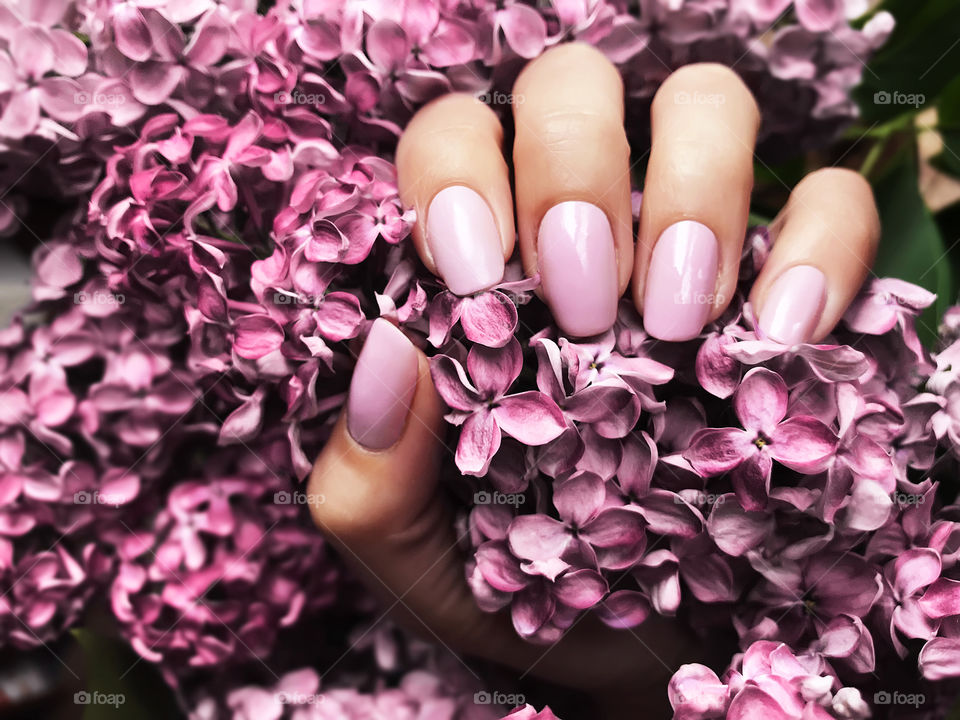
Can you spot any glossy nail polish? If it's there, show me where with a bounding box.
[538,201,618,337]
[426,185,504,295]
[758,265,826,345]
[643,220,718,342]
[347,319,419,450]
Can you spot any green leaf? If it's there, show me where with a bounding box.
[931,74,960,178]
[872,153,955,346]
[71,628,180,720]
[854,0,960,122]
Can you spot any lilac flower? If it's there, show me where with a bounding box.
[508,471,647,571]
[428,271,540,349]
[685,368,838,510]
[431,338,566,475]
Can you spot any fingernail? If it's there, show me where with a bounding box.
[758,265,827,345]
[347,319,419,450]
[426,185,504,295]
[643,220,718,342]
[538,201,618,337]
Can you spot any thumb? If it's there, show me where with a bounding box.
[308,319,694,703]
[308,318,511,651]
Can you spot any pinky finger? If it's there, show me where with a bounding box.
[750,168,880,344]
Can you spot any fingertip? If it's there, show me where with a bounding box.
[396,94,514,297]
[309,320,444,540]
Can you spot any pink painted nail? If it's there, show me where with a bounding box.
[538,201,618,337]
[426,185,504,296]
[758,265,826,345]
[347,319,419,450]
[643,221,719,342]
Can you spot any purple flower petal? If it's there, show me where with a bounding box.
[735,368,788,432]
[498,4,547,58]
[233,315,284,359]
[597,590,651,629]
[920,638,960,680]
[554,569,607,610]
[696,332,740,399]
[708,494,772,556]
[475,541,527,593]
[456,407,501,476]
[553,472,605,526]
[429,355,480,412]
[731,451,772,512]
[509,514,571,562]
[460,291,517,348]
[769,416,837,472]
[919,578,960,619]
[494,392,566,446]
[468,338,521,398]
[893,548,941,600]
[685,428,754,475]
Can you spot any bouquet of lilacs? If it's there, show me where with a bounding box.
[7,0,959,718]
[0,0,892,235]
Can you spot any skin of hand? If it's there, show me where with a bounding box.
[308,44,881,716]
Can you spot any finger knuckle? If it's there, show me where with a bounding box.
[518,109,629,159]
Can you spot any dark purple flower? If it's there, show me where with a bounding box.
[685,368,838,510]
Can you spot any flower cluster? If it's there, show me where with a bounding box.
[1,0,892,236]
[7,2,955,720]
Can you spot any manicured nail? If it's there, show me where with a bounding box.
[538,201,618,337]
[643,220,718,342]
[758,265,827,345]
[347,319,419,450]
[426,185,504,295]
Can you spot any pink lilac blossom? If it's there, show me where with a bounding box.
[4,1,960,719]
[1,0,892,235]
[2,103,959,718]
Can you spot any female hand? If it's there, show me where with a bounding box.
[308,44,881,715]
